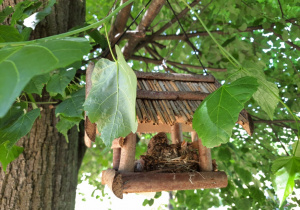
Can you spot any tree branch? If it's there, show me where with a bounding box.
[109,0,133,41]
[130,55,227,72]
[253,120,297,123]
[122,0,166,59]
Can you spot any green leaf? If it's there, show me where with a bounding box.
[272,156,300,207]
[10,0,35,26]
[0,109,40,149]
[46,68,77,95]
[228,62,279,119]
[0,37,91,117]
[0,102,27,129]
[218,147,232,161]
[86,27,108,48]
[23,73,50,95]
[234,165,252,184]
[192,76,258,148]
[56,115,81,142]
[0,25,23,42]
[23,0,56,30]
[292,141,300,157]
[281,30,289,42]
[238,23,247,31]
[84,45,138,146]
[0,6,14,23]
[55,88,85,118]
[0,141,23,172]
[252,80,279,120]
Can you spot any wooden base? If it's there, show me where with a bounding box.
[102,170,228,198]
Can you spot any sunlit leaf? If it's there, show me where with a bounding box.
[84,45,137,146]
[272,156,300,206]
[193,76,258,148]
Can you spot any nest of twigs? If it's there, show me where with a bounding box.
[135,132,200,173]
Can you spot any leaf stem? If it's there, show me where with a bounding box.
[0,0,134,47]
[27,94,38,109]
[104,24,117,62]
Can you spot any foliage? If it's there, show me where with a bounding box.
[0,0,299,208]
[193,76,258,147]
[84,45,138,146]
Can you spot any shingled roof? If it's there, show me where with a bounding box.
[135,71,253,135]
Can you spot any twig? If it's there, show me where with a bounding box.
[277,0,285,18]
[269,124,290,156]
[166,0,206,73]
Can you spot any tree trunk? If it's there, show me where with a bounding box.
[0,1,86,209]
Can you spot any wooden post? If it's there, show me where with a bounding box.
[112,148,121,170]
[171,123,183,144]
[192,132,212,171]
[84,62,96,147]
[118,133,136,172]
[191,131,197,142]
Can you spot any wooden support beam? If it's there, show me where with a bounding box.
[137,122,194,133]
[171,123,183,144]
[135,71,215,82]
[198,136,213,171]
[113,148,121,170]
[118,133,136,172]
[137,90,209,100]
[121,171,227,193]
[191,131,198,142]
[84,62,96,147]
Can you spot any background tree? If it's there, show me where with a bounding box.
[0,0,299,209]
[0,0,87,209]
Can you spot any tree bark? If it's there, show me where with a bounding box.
[0,0,86,209]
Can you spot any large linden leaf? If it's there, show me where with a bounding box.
[192,76,258,148]
[228,61,279,119]
[272,156,300,207]
[0,37,91,117]
[84,45,137,146]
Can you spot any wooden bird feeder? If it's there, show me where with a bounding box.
[85,67,254,199]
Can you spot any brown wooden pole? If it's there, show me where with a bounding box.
[121,171,228,193]
[171,123,183,144]
[137,90,209,100]
[112,148,121,170]
[135,71,215,82]
[198,137,213,172]
[191,131,197,142]
[118,133,136,172]
[84,62,96,147]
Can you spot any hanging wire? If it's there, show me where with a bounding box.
[166,0,207,74]
[102,0,152,58]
